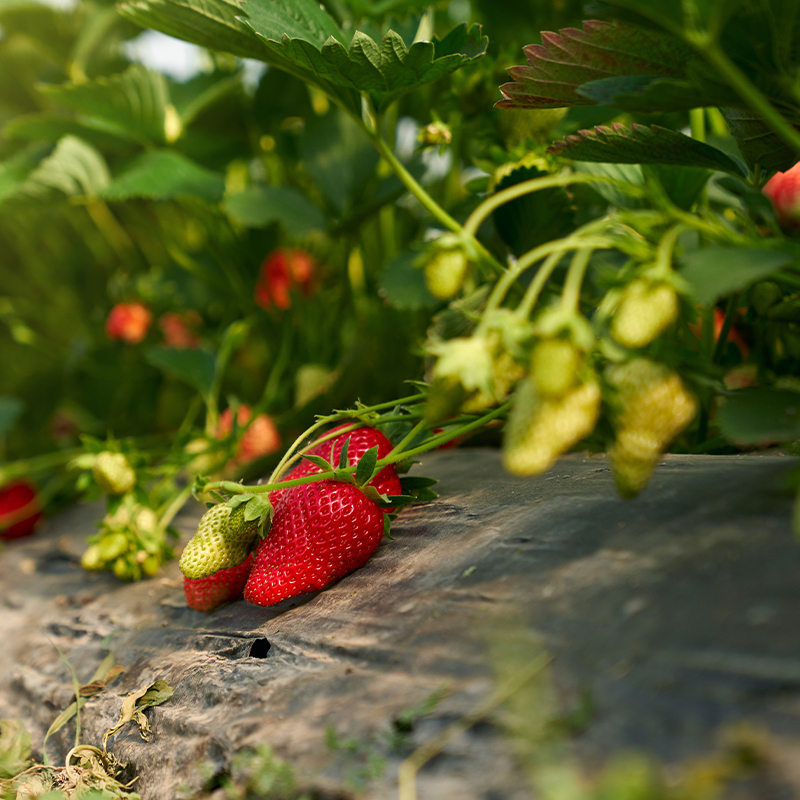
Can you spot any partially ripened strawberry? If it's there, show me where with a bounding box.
[270,425,400,508]
[0,480,43,540]
[184,554,253,613]
[179,503,257,579]
[244,480,385,607]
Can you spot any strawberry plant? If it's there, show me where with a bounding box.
[1,0,800,594]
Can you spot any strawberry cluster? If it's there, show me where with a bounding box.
[180,426,400,612]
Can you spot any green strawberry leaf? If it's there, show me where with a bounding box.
[398,475,438,490]
[118,0,268,62]
[492,164,576,257]
[355,445,379,485]
[723,108,800,174]
[547,123,746,176]
[497,20,692,110]
[680,247,796,305]
[379,249,438,311]
[332,470,357,485]
[241,0,343,46]
[717,388,800,445]
[302,454,334,471]
[99,150,226,203]
[22,135,110,199]
[145,347,216,396]
[573,74,715,112]
[224,185,325,233]
[360,485,390,503]
[241,1,487,112]
[39,65,170,146]
[338,436,351,470]
[379,493,415,507]
[5,113,143,150]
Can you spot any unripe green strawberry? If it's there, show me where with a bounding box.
[98,531,129,561]
[530,337,582,397]
[141,554,160,577]
[503,376,601,475]
[179,503,259,579]
[424,249,469,300]
[93,452,136,495]
[610,279,679,349]
[606,359,698,498]
[81,544,103,570]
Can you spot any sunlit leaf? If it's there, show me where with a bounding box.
[40,65,170,146]
[22,136,110,198]
[119,0,268,60]
[100,150,225,203]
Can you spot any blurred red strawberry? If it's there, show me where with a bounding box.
[764,162,800,229]
[105,302,152,344]
[159,311,201,349]
[689,307,749,359]
[0,480,43,540]
[217,404,281,465]
[255,248,316,310]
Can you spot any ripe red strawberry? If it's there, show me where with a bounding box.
[184,554,253,613]
[255,248,317,311]
[244,480,385,606]
[217,405,281,466]
[0,480,43,540]
[270,425,400,509]
[105,302,152,344]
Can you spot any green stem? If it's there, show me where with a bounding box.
[697,39,800,157]
[369,132,462,233]
[561,248,593,312]
[480,226,612,323]
[516,251,564,319]
[0,448,83,483]
[654,224,689,276]
[387,418,430,460]
[158,483,193,530]
[462,173,609,240]
[206,320,250,436]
